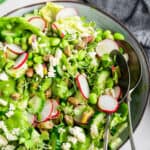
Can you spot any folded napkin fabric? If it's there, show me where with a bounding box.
[84,0,150,59]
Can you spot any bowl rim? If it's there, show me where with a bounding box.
[3,0,150,148]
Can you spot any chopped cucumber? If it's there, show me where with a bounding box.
[90,113,106,139]
[93,70,110,94]
[109,137,122,150]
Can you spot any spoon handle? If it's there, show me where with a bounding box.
[103,114,111,150]
[127,94,136,150]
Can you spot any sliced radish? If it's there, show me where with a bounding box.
[38,100,53,122]
[56,8,78,21]
[76,74,90,99]
[13,53,28,69]
[97,95,119,113]
[96,39,119,57]
[60,31,65,38]
[28,16,47,32]
[51,23,65,38]
[50,100,60,119]
[6,44,24,54]
[51,23,59,31]
[113,86,122,100]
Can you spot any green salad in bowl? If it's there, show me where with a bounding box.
[0,2,129,150]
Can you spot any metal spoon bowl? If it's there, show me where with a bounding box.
[103,50,130,150]
[103,40,142,150]
[117,40,142,150]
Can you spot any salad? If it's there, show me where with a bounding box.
[0,2,129,150]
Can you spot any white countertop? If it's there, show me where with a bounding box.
[0,0,150,149]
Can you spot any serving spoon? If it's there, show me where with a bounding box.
[103,50,130,150]
[117,40,142,150]
[103,41,142,150]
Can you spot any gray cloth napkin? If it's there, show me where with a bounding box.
[85,0,150,59]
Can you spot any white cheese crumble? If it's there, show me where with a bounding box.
[0,121,17,141]
[5,111,14,118]
[9,104,15,111]
[69,126,86,143]
[58,127,66,134]
[5,133,17,141]
[0,98,7,106]
[48,49,62,78]
[12,128,20,136]
[2,145,15,150]
[55,49,62,64]
[67,136,78,145]
[88,52,98,66]
[61,142,71,150]
[34,64,44,78]
[48,66,56,77]
[0,135,8,146]
[0,72,8,81]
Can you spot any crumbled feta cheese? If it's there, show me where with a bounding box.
[0,121,17,141]
[0,72,8,81]
[90,124,99,139]
[2,145,15,150]
[0,121,7,131]
[48,50,62,78]
[5,111,14,118]
[55,49,62,64]
[68,136,78,145]
[61,142,71,150]
[48,66,56,77]
[88,52,96,58]
[0,135,8,146]
[0,98,8,106]
[49,56,57,66]
[34,64,44,78]
[5,133,17,141]
[12,128,20,136]
[9,104,15,111]
[58,127,66,134]
[69,126,86,143]
[88,52,98,66]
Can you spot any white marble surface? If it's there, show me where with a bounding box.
[0,0,150,149]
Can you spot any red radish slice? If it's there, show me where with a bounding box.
[51,23,65,38]
[76,74,90,99]
[39,100,53,122]
[60,31,65,38]
[13,53,28,69]
[96,39,119,57]
[6,44,24,54]
[50,100,60,119]
[56,8,78,20]
[51,23,59,31]
[113,86,122,100]
[97,95,119,113]
[28,16,47,32]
